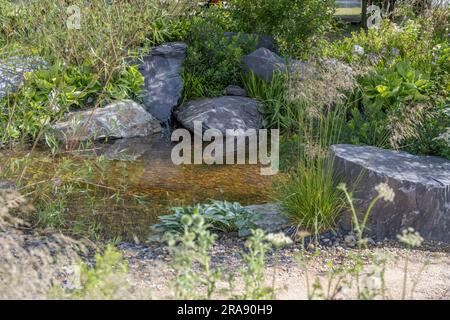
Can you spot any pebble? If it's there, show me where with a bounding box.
[344,234,357,247]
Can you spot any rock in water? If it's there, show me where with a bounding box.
[52,100,161,142]
[0,56,47,99]
[174,96,264,135]
[331,144,450,242]
[139,42,187,123]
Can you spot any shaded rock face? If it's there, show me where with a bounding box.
[139,42,187,123]
[52,100,161,142]
[330,144,450,242]
[245,203,290,235]
[174,96,264,135]
[242,48,288,82]
[0,56,47,99]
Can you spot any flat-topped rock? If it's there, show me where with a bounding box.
[174,96,264,135]
[331,144,450,242]
[139,42,187,123]
[52,100,161,142]
[0,56,47,99]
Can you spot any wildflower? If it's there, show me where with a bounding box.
[397,228,424,248]
[375,183,395,202]
[266,232,293,248]
[337,183,347,192]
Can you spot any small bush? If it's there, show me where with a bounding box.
[0,63,143,144]
[346,61,432,149]
[181,15,257,101]
[324,19,435,69]
[228,0,336,58]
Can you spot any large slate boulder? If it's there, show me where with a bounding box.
[139,42,187,123]
[242,48,288,82]
[0,56,47,99]
[330,144,450,242]
[52,100,161,142]
[174,96,264,135]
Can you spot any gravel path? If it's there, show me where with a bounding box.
[117,236,450,300]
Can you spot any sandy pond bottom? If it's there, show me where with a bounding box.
[0,133,274,241]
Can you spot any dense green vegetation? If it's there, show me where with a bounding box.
[0,0,448,245]
[0,0,448,301]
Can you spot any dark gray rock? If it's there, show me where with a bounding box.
[330,144,450,242]
[52,100,161,142]
[139,42,187,123]
[242,48,288,82]
[245,203,290,234]
[0,180,16,190]
[174,96,264,135]
[0,56,47,99]
[225,85,247,97]
[224,32,278,53]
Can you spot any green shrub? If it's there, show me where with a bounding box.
[345,61,442,151]
[0,63,143,144]
[0,0,192,146]
[152,201,260,237]
[227,0,336,58]
[181,16,257,101]
[323,19,437,70]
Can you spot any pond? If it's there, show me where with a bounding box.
[0,132,274,241]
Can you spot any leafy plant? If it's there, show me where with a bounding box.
[0,63,144,145]
[346,61,432,149]
[164,214,220,299]
[323,19,435,69]
[152,200,260,237]
[181,15,257,101]
[228,0,336,57]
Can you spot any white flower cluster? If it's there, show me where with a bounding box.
[375,183,395,202]
[266,232,293,248]
[397,228,424,248]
